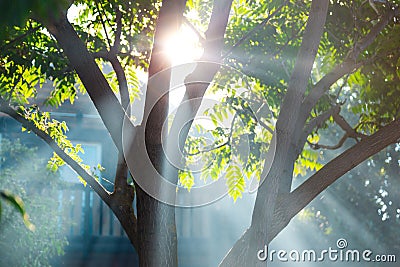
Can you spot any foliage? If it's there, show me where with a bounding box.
[0,139,68,267]
[1,0,389,203]
[0,0,399,265]
[178,0,400,200]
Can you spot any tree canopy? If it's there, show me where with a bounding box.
[0,0,399,266]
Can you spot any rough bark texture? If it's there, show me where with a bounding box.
[135,144,178,267]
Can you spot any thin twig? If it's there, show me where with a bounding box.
[95,0,112,50]
[308,134,348,150]
[303,105,340,137]
[185,141,229,156]
[332,112,367,139]
[111,7,122,54]
[307,110,368,150]
[334,74,350,103]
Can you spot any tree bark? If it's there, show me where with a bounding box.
[220,1,330,265]
[135,1,186,266]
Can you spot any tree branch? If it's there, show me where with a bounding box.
[182,16,205,43]
[92,17,132,197]
[185,141,228,156]
[302,105,340,138]
[0,97,111,202]
[220,3,330,265]
[168,0,234,158]
[308,133,348,150]
[143,0,187,145]
[45,13,132,153]
[257,0,329,243]
[273,0,329,193]
[0,96,139,248]
[301,7,398,120]
[186,112,237,156]
[94,0,112,50]
[91,49,131,198]
[111,55,131,196]
[332,112,367,139]
[269,118,400,244]
[105,52,132,195]
[111,7,122,54]
[307,111,368,150]
[292,7,398,164]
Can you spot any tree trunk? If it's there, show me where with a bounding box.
[219,144,296,267]
[134,143,178,267]
[133,1,186,265]
[136,189,177,266]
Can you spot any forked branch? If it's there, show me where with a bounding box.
[269,118,400,244]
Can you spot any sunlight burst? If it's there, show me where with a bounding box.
[165,25,203,66]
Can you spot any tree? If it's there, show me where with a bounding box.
[0,0,399,266]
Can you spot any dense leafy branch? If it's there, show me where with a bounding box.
[0,25,41,51]
[221,0,289,59]
[300,7,399,125]
[44,13,133,152]
[0,95,138,248]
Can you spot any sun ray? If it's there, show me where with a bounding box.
[165,25,203,66]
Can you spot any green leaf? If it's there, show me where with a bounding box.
[179,170,195,191]
[77,176,88,187]
[0,190,35,231]
[225,164,246,202]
